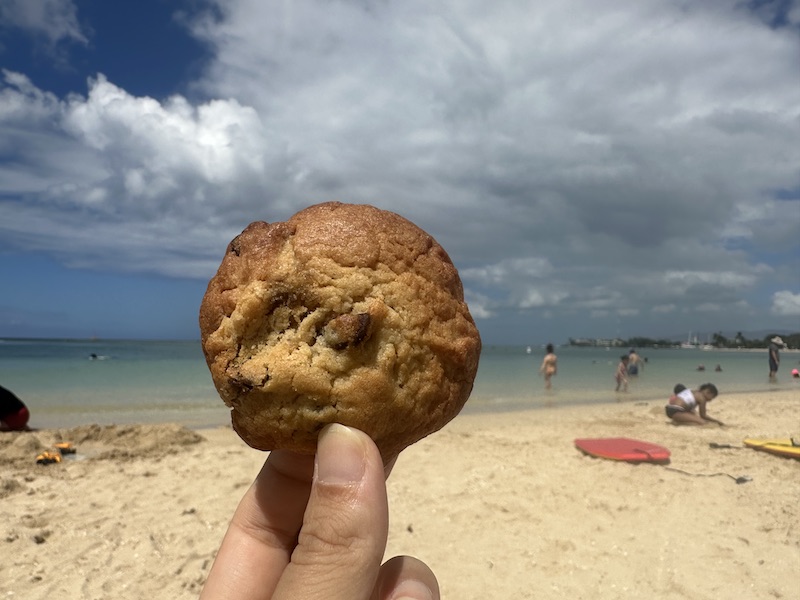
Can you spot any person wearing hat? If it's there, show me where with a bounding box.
[768,336,785,379]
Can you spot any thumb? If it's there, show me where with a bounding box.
[273,424,389,599]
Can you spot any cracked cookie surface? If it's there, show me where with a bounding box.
[199,202,481,459]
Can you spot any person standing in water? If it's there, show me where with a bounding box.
[539,344,558,390]
[627,348,642,376]
[768,336,784,379]
[615,355,629,392]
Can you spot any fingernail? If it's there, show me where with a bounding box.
[391,579,434,600]
[316,424,366,485]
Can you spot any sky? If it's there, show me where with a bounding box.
[1,0,799,345]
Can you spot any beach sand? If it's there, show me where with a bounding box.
[1,390,798,599]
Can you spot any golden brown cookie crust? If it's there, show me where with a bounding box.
[199,202,481,459]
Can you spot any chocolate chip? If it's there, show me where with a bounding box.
[229,368,269,394]
[323,313,372,350]
[352,313,371,345]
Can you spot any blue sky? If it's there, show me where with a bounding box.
[1,0,799,345]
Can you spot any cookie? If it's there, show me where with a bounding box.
[199,202,481,459]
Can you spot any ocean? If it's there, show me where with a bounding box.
[1,338,796,430]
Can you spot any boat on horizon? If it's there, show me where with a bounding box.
[681,332,699,349]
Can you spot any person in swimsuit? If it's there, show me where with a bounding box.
[627,349,642,376]
[0,384,30,431]
[615,355,629,392]
[665,383,722,426]
[539,344,558,390]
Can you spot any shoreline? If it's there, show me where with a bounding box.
[17,377,800,432]
[465,381,800,415]
[2,389,798,599]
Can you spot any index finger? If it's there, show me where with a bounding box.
[200,450,314,600]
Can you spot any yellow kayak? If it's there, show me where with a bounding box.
[743,438,800,459]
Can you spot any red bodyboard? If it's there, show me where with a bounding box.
[575,437,671,464]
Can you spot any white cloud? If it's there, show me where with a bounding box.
[463,290,493,319]
[63,75,268,183]
[0,0,87,46]
[517,288,568,309]
[0,70,287,274]
[461,257,554,286]
[661,270,758,291]
[652,304,677,314]
[772,291,800,316]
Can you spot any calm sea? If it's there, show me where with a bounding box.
[1,339,796,429]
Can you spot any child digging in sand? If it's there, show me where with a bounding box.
[665,383,723,426]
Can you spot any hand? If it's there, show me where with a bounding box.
[200,423,439,600]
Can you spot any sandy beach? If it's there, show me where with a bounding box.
[1,390,798,599]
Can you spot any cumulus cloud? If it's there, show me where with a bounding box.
[0,70,289,276]
[0,0,87,46]
[461,258,554,286]
[772,291,800,316]
[1,0,799,339]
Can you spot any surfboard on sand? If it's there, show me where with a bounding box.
[743,438,800,459]
[575,437,671,464]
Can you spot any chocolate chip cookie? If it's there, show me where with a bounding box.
[199,202,481,459]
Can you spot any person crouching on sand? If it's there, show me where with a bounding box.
[665,383,723,426]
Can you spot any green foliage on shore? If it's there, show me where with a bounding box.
[701,331,800,349]
[569,332,799,349]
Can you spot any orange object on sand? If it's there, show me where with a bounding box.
[36,451,62,465]
[54,442,76,454]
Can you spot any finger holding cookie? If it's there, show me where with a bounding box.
[201,424,439,600]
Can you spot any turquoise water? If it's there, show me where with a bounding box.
[471,345,798,412]
[1,339,796,429]
[0,339,223,429]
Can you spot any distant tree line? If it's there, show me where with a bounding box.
[598,332,799,349]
